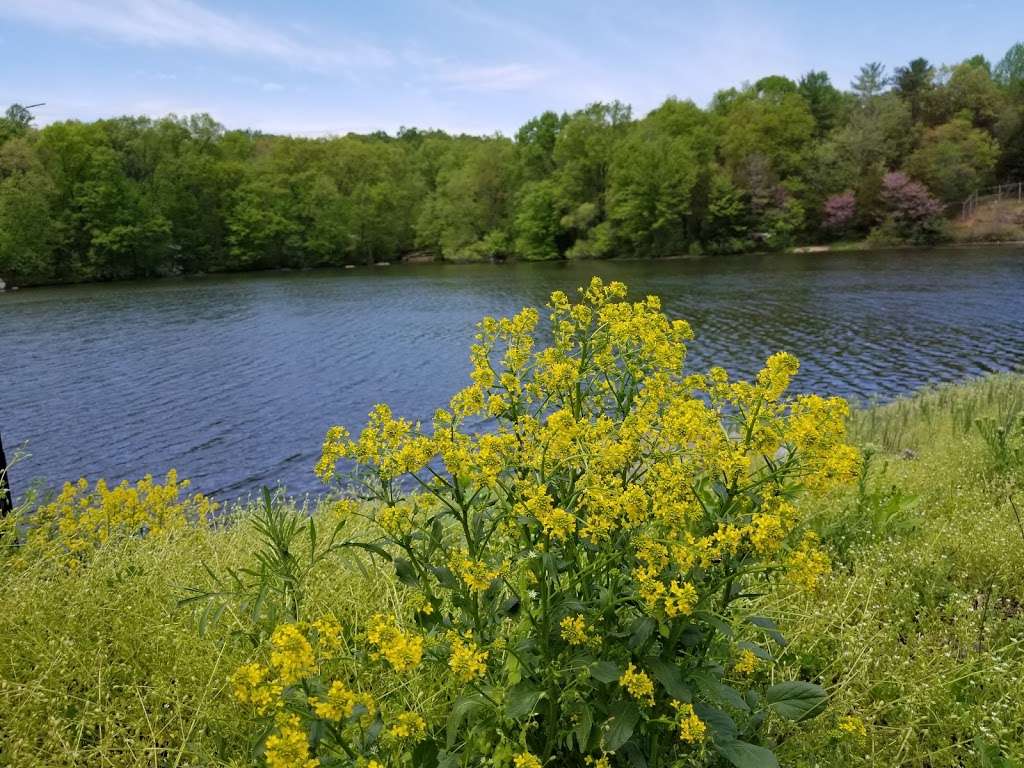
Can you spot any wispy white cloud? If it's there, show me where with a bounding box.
[261,82,285,92]
[0,0,393,72]
[430,62,548,92]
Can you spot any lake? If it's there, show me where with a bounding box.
[3,245,1023,499]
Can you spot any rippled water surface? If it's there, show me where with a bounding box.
[3,246,1024,498]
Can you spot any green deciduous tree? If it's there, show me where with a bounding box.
[907,117,999,202]
[606,123,701,258]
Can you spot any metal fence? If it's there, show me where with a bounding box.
[961,182,1024,218]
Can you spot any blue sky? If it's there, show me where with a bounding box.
[2,0,1022,137]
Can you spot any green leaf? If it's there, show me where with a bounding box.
[566,701,593,751]
[715,739,780,768]
[603,701,641,751]
[446,693,487,748]
[746,616,786,646]
[765,681,828,721]
[504,682,545,719]
[431,566,458,588]
[691,670,749,712]
[394,558,418,586]
[738,640,773,662]
[627,616,657,650]
[646,658,692,702]
[590,660,622,684]
[693,703,737,744]
[335,541,392,561]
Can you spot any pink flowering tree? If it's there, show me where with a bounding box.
[872,172,949,245]
[822,191,857,236]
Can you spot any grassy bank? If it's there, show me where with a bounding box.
[2,375,1023,767]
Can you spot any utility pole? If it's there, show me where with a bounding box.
[0,431,12,516]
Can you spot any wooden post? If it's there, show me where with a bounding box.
[0,431,12,517]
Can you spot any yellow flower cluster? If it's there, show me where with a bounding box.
[377,500,416,537]
[664,581,699,619]
[733,649,759,675]
[231,662,282,714]
[316,404,433,482]
[838,715,867,738]
[270,624,317,685]
[310,680,376,725]
[447,631,489,682]
[513,753,543,768]
[672,701,706,744]
[619,663,655,706]
[387,711,427,742]
[306,279,862,766]
[517,483,576,541]
[448,549,500,593]
[309,616,344,660]
[21,470,215,562]
[559,615,593,646]
[786,532,832,590]
[366,614,424,673]
[265,713,319,768]
[233,620,347,716]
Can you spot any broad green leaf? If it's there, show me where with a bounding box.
[746,615,787,646]
[590,660,622,684]
[738,640,773,661]
[446,693,487,747]
[691,670,749,712]
[715,739,780,768]
[646,658,692,702]
[765,681,828,721]
[394,557,418,585]
[411,740,440,768]
[566,701,593,751]
[603,701,641,751]
[628,616,657,651]
[694,703,737,744]
[504,682,545,719]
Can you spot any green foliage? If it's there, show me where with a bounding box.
[513,180,563,261]
[907,116,999,202]
[606,123,701,257]
[3,44,1024,285]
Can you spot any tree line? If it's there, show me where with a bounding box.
[2,45,1024,285]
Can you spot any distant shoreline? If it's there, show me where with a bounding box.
[3,238,1023,294]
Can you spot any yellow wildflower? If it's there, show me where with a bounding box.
[786,533,831,590]
[672,701,706,743]
[366,614,424,673]
[560,615,593,646]
[447,632,489,683]
[619,663,655,706]
[309,615,343,660]
[310,680,376,724]
[664,581,698,619]
[270,624,315,686]
[448,549,500,593]
[387,711,427,742]
[518,483,576,541]
[231,662,281,715]
[733,649,759,675]
[513,753,543,768]
[838,715,867,738]
[265,713,318,768]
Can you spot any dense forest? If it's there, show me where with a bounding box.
[2,45,1024,285]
